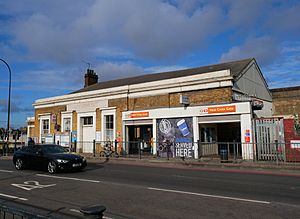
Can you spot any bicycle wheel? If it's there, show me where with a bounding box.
[99,151,106,157]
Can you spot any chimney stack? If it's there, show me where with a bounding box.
[84,69,98,87]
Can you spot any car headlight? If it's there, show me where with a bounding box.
[56,159,69,163]
[82,157,86,162]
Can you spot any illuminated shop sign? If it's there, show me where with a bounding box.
[199,105,236,114]
[128,112,149,118]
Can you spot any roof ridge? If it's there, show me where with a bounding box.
[72,58,254,94]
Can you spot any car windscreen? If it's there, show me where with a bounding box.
[42,145,66,154]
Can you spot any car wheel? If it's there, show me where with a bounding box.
[15,158,24,170]
[47,161,57,174]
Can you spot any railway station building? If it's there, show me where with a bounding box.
[29,58,273,160]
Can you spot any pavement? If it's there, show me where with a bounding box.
[2,153,300,175]
[85,154,300,175]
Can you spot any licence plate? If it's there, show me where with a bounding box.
[72,163,82,167]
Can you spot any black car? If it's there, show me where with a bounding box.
[13,144,87,174]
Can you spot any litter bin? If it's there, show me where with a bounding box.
[220,149,228,161]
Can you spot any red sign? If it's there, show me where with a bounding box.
[245,129,251,143]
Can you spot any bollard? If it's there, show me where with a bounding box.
[139,141,142,159]
[233,141,237,162]
[275,140,279,165]
[167,144,170,160]
[93,140,96,157]
[80,205,106,219]
[197,140,202,160]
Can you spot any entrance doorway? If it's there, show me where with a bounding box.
[126,125,152,154]
[199,122,241,157]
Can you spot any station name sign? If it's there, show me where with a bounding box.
[128,112,149,118]
[200,105,236,114]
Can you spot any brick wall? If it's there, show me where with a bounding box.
[72,111,77,131]
[170,87,232,107]
[271,87,300,117]
[96,108,101,131]
[108,87,232,141]
[109,87,232,111]
[283,119,300,162]
[34,87,233,145]
[108,98,128,142]
[28,127,35,138]
[34,105,66,141]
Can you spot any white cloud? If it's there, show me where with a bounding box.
[1,0,226,63]
[263,41,300,88]
[220,36,280,65]
[16,68,82,92]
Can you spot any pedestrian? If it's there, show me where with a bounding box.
[28,137,35,146]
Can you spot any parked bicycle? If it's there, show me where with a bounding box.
[100,141,119,158]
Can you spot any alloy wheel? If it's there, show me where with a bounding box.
[48,161,57,174]
[15,159,23,170]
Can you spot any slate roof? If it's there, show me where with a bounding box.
[72,58,254,94]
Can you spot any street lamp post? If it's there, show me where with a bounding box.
[0,58,12,156]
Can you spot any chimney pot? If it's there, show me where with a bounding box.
[84,69,98,87]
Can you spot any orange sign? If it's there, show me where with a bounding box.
[208,105,236,114]
[129,112,149,118]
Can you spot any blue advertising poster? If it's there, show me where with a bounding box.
[71,131,77,142]
[156,117,194,158]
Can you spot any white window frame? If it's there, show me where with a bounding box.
[61,112,72,133]
[39,114,51,143]
[101,109,116,142]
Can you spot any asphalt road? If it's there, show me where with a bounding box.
[0,159,299,219]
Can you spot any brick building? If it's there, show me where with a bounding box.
[270,86,300,161]
[29,58,272,159]
[271,86,300,119]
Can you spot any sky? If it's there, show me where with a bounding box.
[0,0,300,128]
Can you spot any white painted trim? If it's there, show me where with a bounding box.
[61,112,72,133]
[193,117,199,159]
[33,70,232,108]
[122,102,251,120]
[26,117,34,122]
[39,115,51,143]
[77,112,96,149]
[101,109,116,141]
[38,113,51,116]
[27,125,34,138]
[100,106,117,110]
[61,111,73,114]
[153,119,157,155]
[199,120,240,124]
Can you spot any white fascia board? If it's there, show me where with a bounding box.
[61,111,73,115]
[34,69,232,107]
[122,102,251,120]
[33,85,129,106]
[26,117,35,122]
[128,70,231,92]
[128,80,233,98]
[34,94,125,109]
